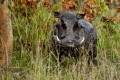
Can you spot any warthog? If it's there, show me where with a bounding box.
[51,11,97,65]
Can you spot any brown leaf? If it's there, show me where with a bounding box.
[62,0,76,11]
[85,13,94,22]
[110,16,120,23]
[102,16,120,23]
[42,0,52,8]
[116,7,120,13]
[17,0,26,4]
[75,0,78,4]
[102,16,111,22]
[27,0,37,8]
[13,0,37,17]
[17,0,37,8]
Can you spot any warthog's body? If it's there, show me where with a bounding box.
[51,11,97,65]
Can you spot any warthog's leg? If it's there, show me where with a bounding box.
[88,46,97,66]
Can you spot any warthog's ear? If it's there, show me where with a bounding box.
[76,14,85,19]
[0,0,5,4]
[53,11,61,18]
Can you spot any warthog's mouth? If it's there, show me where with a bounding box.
[53,35,85,48]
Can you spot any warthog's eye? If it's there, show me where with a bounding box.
[73,22,79,31]
[74,35,80,40]
[61,23,67,30]
[61,19,67,30]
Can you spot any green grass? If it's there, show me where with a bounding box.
[1,1,120,80]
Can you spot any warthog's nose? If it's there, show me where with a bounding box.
[68,40,72,43]
[66,40,75,47]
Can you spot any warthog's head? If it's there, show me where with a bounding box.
[53,11,86,48]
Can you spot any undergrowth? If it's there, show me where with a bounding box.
[1,1,120,80]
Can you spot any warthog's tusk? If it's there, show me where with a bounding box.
[80,37,85,44]
[53,35,61,43]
